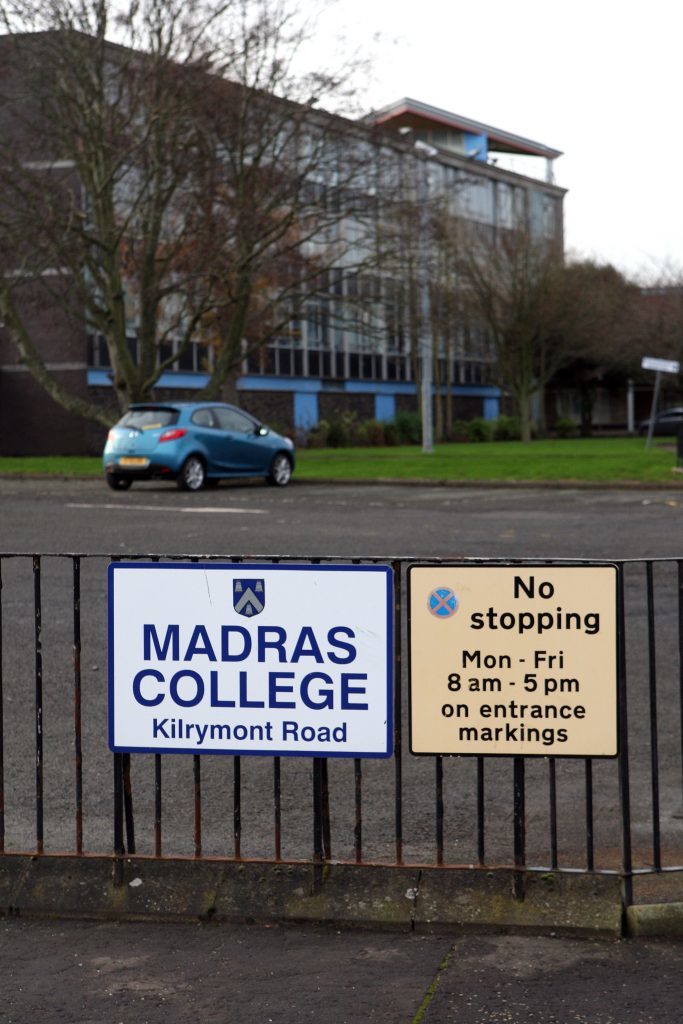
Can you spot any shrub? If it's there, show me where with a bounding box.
[326,419,348,447]
[492,415,521,441]
[305,421,329,448]
[322,410,360,447]
[355,419,386,446]
[383,421,400,446]
[555,417,579,439]
[394,411,422,445]
[467,417,493,442]
[450,420,471,442]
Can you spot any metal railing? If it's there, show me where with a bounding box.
[2,552,683,907]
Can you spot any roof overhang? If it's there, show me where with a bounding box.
[367,97,562,160]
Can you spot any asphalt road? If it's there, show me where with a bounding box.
[2,475,683,559]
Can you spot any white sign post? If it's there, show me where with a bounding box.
[641,356,681,450]
[109,562,393,758]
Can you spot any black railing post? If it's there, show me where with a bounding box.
[122,753,136,855]
[0,557,4,854]
[678,561,683,815]
[33,555,44,855]
[154,754,162,857]
[354,757,362,863]
[618,564,633,909]
[113,752,124,885]
[548,758,558,871]
[392,561,403,865]
[193,754,202,859]
[234,755,242,859]
[646,561,662,870]
[72,557,83,854]
[585,759,595,872]
[273,756,281,861]
[312,756,324,892]
[321,758,332,861]
[436,756,444,865]
[513,757,526,900]
[477,757,486,865]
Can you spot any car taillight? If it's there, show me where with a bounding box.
[159,428,187,443]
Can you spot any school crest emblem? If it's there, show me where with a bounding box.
[233,579,265,617]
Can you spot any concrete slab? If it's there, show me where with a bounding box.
[9,856,224,921]
[415,868,623,937]
[212,862,420,928]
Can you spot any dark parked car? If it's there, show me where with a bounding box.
[103,402,295,491]
[638,408,683,436]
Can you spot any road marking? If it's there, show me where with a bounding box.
[66,503,267,515]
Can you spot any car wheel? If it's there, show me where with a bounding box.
[267,452,292,487]
[106,474,132,491]
[177,455,206,491]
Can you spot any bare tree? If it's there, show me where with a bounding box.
[375,152,474,441]
[453,221,567,441]
[0,0,377,424]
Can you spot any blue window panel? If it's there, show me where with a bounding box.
[483,396,500,420]
[463,132,488,162]
[239,375,320,393]
[375,394,396,422]
[294,391,319,430]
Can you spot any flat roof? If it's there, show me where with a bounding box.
[367,97,562,160]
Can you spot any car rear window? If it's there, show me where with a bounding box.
[117,408,179,430]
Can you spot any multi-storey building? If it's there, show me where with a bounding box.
[0,33,565,455]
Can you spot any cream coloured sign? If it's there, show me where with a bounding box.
[409,564,618,758]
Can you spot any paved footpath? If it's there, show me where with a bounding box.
[2,919,682,1024]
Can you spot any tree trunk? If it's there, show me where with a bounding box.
[517,387,534,443]
[433,344,443,442]
[579,381,596,437]
[222,367,240,406]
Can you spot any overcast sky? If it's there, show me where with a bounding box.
[314,0,681,281]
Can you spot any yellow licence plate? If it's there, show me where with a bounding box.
[119,457,149,467]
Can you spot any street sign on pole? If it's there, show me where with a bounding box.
[641,357,680,375]
[641,357,680,449]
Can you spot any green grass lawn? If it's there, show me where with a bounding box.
[0,437,679,484]
[295,438,680,483]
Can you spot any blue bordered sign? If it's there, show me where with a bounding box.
[109,562,393,758]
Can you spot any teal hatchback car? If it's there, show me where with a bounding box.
[103,402,295,491]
